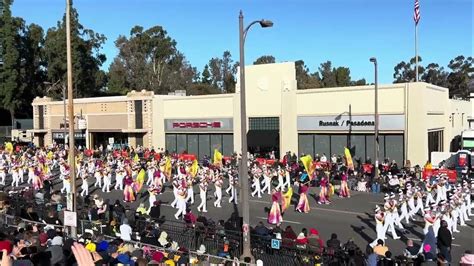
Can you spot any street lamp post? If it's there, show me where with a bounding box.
[238,10,272,263]
[369,57,379,179]
[66,0,77,238]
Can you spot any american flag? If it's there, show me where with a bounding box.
[414,0,421,25]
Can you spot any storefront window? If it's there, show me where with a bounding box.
[299,135,314,157]
[428,130,444,160]
[222,135,234,156]
[352,135,366,162]
[166,134,233,159]
[198,135,210,159]
[210,135,222,152]
[187,134,198,156]
[314,135,330,157]
[385,135,404,165]
[330,135,346,157]
[298,134,403,164]
[176,134,187,154]
[165,134,177,153]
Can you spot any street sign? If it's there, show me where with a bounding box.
[271,239,281,249]
[64,211,77,227]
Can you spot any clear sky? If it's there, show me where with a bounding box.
[11,0,473,84]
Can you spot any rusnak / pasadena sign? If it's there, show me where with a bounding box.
[165,118,233,132]
[297,114,405,131]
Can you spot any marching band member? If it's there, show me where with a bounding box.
[284,166,292,190]
[80,168,89,197]
[213,171,223,208]
[27,162,35,184]
[261,165,272,195]
[197,176,208,213]
[383,194,400,240]
[185,175,195,205]
[275,166,285,191]
[147,185,160,212]
[425,181,436,207]
[102,167,112,193]
[11,159,20,187]
[370,205,385,247]
[170,176,180,208]
[59,161,71,194]
[94,164,102,188]
[423,206,436,236]
[251,164,262,198]
[0,163,6,185]
[228,169,238,204]
[146,162,155,187]
[174,186,188,220]
[398,191,410,225]
[115,166,125,190]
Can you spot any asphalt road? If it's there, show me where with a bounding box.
[4,173,474,262]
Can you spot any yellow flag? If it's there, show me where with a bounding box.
[47,151,54,160]
[300,155,314,176]
[164,157,172,177]
[190,159,199,178]
[344,147,354,170]
[5,142,13,154]
[213,149,222,165]
[133,153,139,163]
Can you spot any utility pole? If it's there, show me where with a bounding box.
[66,0,77,237]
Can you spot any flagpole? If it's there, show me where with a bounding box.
[415,23,418,82]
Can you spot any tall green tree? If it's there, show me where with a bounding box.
[253,55,275,65]
[44,4,107,98]
[108,25,181,94]
[421,63,448,88]
[447,55,473,98]
[393,56,425,83]
[207,51,237,93]
[295,60,321,89]
[334,66,351,87]
[319,61,337,87]
[201,64,212,84]
[0,0,21,124]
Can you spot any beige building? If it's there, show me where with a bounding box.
[32,62,470,166]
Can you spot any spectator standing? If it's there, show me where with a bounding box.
[119,218,132,241]
[437,220,452,263]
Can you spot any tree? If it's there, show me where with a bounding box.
[207,51,237,93]
[107,25,180,94]
[17,23,47,115]
[44,4,107,98]
[421,63,448,88]
[295,60,321,89]
[447,55,473,98]
[253,55,275,65]
[334,66,351,87]
[350,78,367,86]
[319,61,337,87]
[0,0,22,124]
[393,56,425,83]
[201,64,211,84]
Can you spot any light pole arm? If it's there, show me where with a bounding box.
[243,20,261,44]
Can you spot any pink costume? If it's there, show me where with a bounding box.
[268,191,283,224]
[296,183,310,213]
[339,173,350,198]
[318,177,330,204]
[123,176,135,202]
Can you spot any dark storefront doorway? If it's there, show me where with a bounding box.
[247,117,280,158]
